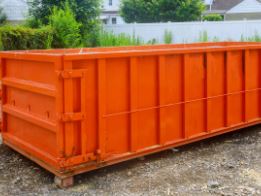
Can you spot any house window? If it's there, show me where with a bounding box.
[112,17,117,24]
[109,0,113,6]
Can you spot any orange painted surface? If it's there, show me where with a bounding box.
[0,42,261,177]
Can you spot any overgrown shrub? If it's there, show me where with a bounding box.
[197,31,223,42]
[241,33,261,42]
[98,31,143,47]
[49,2,82,48]
[203,14,223,21]
[164,30,173,44]
[198,31,209,42]
[24,17,43,28]
[147,38,158,45]
[0,26,53,50]
[27,0,101,47]
[212,36,220,42]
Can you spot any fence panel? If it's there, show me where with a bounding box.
[105,20,261,43]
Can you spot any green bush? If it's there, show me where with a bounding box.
[212,36,220,42]
[49,2,81,48]
[203,14,223,21]
[28,0,101,47]
[241,33,261,42]
[147,38,158,45]
[197,31,222,42]
[198,31,209,42]
[49,2,82,48]
[164,30,173,44]
[24,17,43,28]
[98,31,144,47]
[0,25,53,50]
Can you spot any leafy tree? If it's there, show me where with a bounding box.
[27,0,101,46]
[120,0,160,23]
[49,2,82,48]
[0,7,7,24]
[203,14,223,21]
[120,0,205,23]
[24,17,43,28]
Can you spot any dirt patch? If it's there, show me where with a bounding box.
[0,126,261,196]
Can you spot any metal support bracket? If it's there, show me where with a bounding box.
[61,112,85,122]
[61,67,89,157]
[59,70,86,79]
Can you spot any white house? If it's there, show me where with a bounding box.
[0,0,125,25]
[2,0,260,24]
[101,0,125,25]
[226,0,261,20]
[102,0,261,23]
[0,0,28,23]
[203,0,261,20]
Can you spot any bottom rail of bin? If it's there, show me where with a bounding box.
[3,119,261,188]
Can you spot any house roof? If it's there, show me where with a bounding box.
[227,0,261,14]
[211,0,244,11]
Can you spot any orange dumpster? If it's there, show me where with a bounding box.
[0,42,261,187]
[0,98,1,131]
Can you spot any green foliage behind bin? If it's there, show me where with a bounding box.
[203,14,223,21]
[49,2,82,48]
[0,26,53,50]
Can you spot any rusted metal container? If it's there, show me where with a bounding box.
[0,42,261,187]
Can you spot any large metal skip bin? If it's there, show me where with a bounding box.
[0,42,261,187]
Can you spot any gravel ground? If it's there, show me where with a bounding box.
[0,126,260,196]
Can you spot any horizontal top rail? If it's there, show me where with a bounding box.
[63,44,261,60]
[0,42,261,60]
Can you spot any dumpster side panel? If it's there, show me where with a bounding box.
[1,56,61,168]
[68,48,261,163]
[105,58,130,153]
[227,51,244,125]
[185,53,206,137]
[207,52,226,131]
[163,55,184,142]
[246,50,261,120]
[136,56,158,150]
[1,43,261,179]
